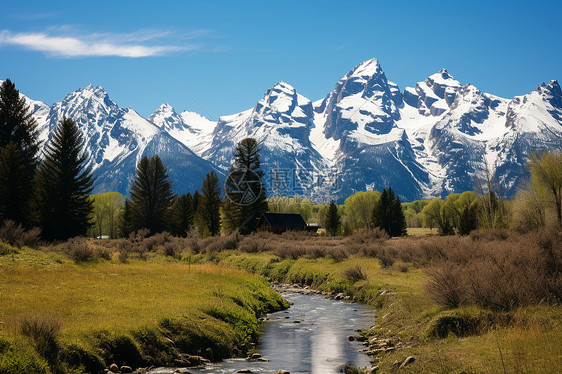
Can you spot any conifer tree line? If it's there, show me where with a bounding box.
[0,79,94,241]
[120,138,268,238]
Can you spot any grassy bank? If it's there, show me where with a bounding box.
[0,244,288,373]
[1,228,561,373]
[214,230,562,374]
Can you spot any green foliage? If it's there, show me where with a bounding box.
[167,193,194,237]
[89,192,124,239]
[223,138,268,234]
[527,151,562,225]
[422,198,454,235]
[372,188,406,237]
[0,79,40,227]
[344,190,380,230]
[0,338,49,374]
[36,118,94,241]
[402,199,429,228]
[324,200,341,236]
[128,155,175,235]
[197,171,221,236]
[221,198,242,235]
[458,203,478,235]
[268,195,314,222]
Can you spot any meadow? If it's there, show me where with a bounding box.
[0,227,561,373]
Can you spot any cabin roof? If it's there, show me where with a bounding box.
[260,213,307,227]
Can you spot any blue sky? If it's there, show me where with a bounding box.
[0,0,560,118]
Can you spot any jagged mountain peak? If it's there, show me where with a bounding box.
[11,57,562,203]
[536,80,562,96]
[151,103,179,119]
[426,68,460,88]
[149,103,184,132]
[254,81,311,119]
[155,102,176,112]
[403,68,462,116]
[347,58,383,79]
[60,84,118,114]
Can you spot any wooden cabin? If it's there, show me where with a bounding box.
[257,213,307,234]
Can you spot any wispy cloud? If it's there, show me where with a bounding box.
[0,29,201,58]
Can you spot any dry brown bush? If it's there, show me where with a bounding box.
[0,220,41,248]
[426,228,562,310]
[343,264,367,281]
[66,238,95,262]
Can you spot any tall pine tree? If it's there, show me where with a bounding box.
[128,155,175,235]
[0,79,40,226]
[197,171,221,236]
[168,193,194,237]
[36,118,94,240]
[324,200,341,236]
[223,138,268,234]
[372,188,406,237]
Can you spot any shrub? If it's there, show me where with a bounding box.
[378,247,396,268]
[66,238,94,263]
[0,220,41,248]
[18,314,61,364]
[0,338,49,373]
[426,228,562,310]
[343,264,367,282]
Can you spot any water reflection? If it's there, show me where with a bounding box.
[150,292,376,374]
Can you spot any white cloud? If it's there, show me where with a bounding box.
[0,29,197,58]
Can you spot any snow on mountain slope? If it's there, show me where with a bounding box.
[148,103,216,155]
[37,84,221,195]
[493,80,562,196]
[5,58,561,202]
[402,68,461,117]
[314,59,429,201]
[203,81,325,196]
[426,84,510,196]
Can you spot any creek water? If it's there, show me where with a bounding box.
[150,291,376,374]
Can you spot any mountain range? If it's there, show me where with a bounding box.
[4,58,561,202]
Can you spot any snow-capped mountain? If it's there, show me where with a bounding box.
[5,57,561,202]
[33,84,221,196]
[201,81,326,196]
[148,103,215,156]
[312,58,429,201]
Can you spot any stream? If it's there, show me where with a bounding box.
[150,291,376,374]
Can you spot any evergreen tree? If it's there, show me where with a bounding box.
[223,138,268,234]
[36,118,94,240]
[0,79,40,226]
[372,188,406,237]
[168,193,194,237]
[192,190,201,214]
[128,155,175,235]
[324,200,341,236]
[120,199,133,238]
[458,203,478,235]
[221,198,242,235]
[197,171,221,236]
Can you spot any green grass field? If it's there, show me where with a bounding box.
[0,245,287,373]
[1,232,561,374]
